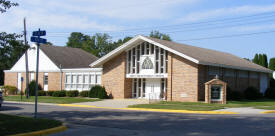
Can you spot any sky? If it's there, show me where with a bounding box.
[1,0,275,60]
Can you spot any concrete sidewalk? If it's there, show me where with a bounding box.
[215,107,269,114]
[73,99,149,108]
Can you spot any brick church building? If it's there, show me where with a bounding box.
[4,35,273,102]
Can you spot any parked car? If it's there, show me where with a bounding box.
[0,91,3,107]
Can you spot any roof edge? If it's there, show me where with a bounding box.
[200,61,273,73]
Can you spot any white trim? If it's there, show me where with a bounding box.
[4,68,102,73]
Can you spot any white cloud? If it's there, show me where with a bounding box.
[178,4,275,22]
[0,0,200,33]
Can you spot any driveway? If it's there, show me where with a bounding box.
[73,99,149,108]
[1,102,275,136]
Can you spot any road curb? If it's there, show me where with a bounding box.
[5,101,58,106]
[58,104,239,114]
[10,124,67,136]
[261,110,275,114]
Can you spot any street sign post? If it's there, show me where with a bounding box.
[30,28,46,120]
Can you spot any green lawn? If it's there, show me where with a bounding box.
[129,100,275,111]
[4,95,101,104]
[0,113,62,136]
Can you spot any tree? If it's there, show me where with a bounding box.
[66,32,90,48]
[263,54,268,68]
[269,58,275,71]
[0,0,18,13]
[252,54,259,64]
[0,32,28,85]
[150,30,172,41]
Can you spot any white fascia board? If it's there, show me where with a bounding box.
[4,70,60,73]
[90,36,142,67]
[199,61,273,74]
[62,68,102,72]
[139,36,199,64]
[90,35,200,67]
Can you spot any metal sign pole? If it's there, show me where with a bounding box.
[31,28,46,120]
[34,29,40,120]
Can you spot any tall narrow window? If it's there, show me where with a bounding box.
[146,42,149,54]
[141,43,145,55]
[133,79,137,97]
[138,79,141,97]
[165,51,168,73]
[151,44,154,54]
[128,50,131,73]
[44,75,48,85]
[142,79,146,97]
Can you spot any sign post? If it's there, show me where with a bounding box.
[21,77,23,101]
[30,28,46,120]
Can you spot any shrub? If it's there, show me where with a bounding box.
[264,87,275,99]
[226,86,244,100]
[80,91,89,97]
[244,86,262,100]
[89,85,108,99]
[270,79,275,88]
[46,91,55,96]
[2,85,18,95]
[38,90,46,96]
[27,80,42,96]
[52,90,66,97]
[66,90,79,97]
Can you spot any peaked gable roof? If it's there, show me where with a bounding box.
[90,35,273,73]
[40,45,98,69]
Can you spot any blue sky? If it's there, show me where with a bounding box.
[1,0,275,60]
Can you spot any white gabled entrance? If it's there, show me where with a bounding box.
[132,78,166,99]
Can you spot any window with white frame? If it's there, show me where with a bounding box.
[126,42,168,74]
[65,73,101,91]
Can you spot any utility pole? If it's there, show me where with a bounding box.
[23,18,30,99]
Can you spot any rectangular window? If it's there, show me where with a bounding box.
[90,75,95,84]
[44,75,48,85]
[133,79,137,97]
[72,75,77,83]
[77,75,82,83]
[128,50,131,73]
[141,43,145,55]
[66,75,71,83]
[151,44,154,54]
[142,79,146,97]
[84,75,89,83]
[146,42,149,54]
[96,75,101,84]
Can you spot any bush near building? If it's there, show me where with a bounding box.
[27,80,42,96]
[66,90,79,97]
[37,90,46,96]
[52,90,66,97]
[46,91,54,96]
[80,91,89,97]
[89,85,108,99]
[1,85,18,95]
[226,87,244,100]
[265,87,275,99]
[244,86,262,100]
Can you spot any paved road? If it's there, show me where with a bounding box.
[1,102,275,136]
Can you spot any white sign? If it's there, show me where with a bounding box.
[126,74,167,78]
[180,93,188,98]
[273,72,275,80]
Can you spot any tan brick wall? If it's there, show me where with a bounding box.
[167,52,199,102]
[4,72,17,88]
[4,72,64,92]
[102,52,132,99]
[48,72,64,91]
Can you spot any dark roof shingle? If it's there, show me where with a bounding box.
[40,45,98,69]
[146,36,272,73]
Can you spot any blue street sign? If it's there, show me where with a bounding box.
[32,30,46,36]
[31,36,47,44]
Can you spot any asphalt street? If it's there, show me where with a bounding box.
[1,102,275,136]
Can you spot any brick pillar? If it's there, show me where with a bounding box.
[167,52,173,101]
